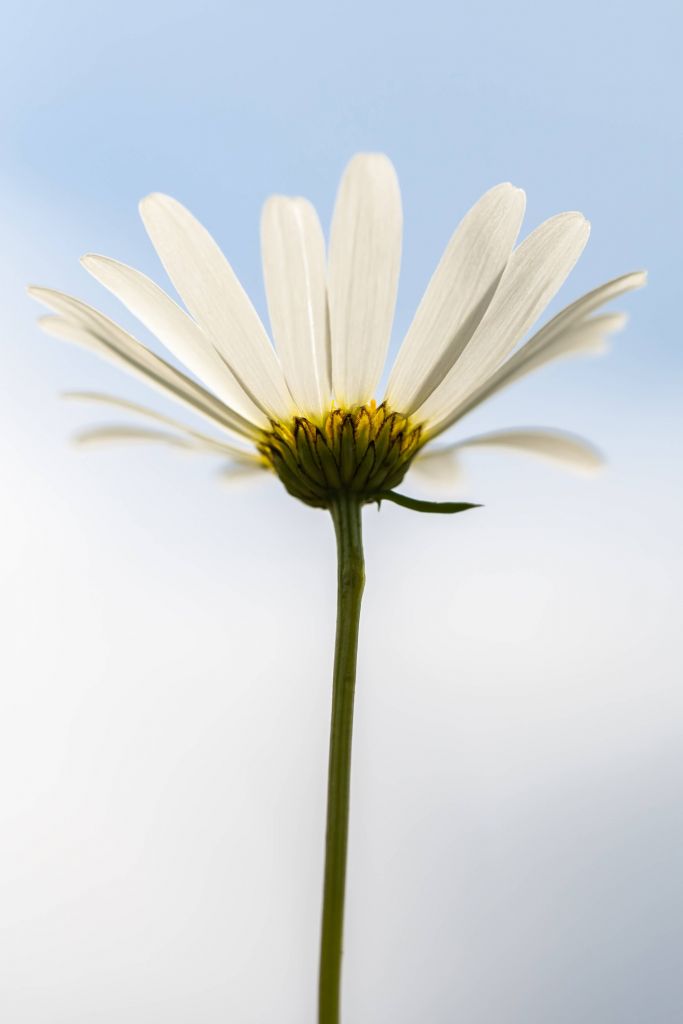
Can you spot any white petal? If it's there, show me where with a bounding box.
[438,269,645,427]
[217,460,270,483]
[420,428,603,474]
[409,447,465,487]
[81,254,267,427]
[508,270,646,365]
[328,153,402,406]
[30,289,260,442]
[74,425,200,449]
[416,212,591,435]
[260,196,330,416]
[449,311,626,424]
[386,183,526,412]
[139,193,294,420]
[73,426,265,477]
[63,391,258,458]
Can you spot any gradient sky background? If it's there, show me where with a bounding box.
[1,1,682,1022]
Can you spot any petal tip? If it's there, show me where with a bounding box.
[553,210,590,229]
[498,181,525,196]
[138,192,174,220]
[345,151,398,179]
[80,252,102,270]
[261,193,310,217]
[27,284,49,302]
[568,210,591,231]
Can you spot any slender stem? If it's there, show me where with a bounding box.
[318,493,365,1024]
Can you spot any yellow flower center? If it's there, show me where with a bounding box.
[260,401,423,508]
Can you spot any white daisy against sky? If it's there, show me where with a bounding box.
[29,154,645,507]
[29,152,645,1024]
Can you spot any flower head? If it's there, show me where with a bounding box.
[30,154,645,508]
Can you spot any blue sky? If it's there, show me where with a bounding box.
[1,2,681,1022]
[4,0,679,420]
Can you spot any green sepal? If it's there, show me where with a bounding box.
[269,435,302,479]
[316,436,343,488]
[270,452,323,504]
[365,436,403,490]
[349,445,375,491]
[295,423,326,486]
[372,418,393,465]
[324,409,345,459]
[340,417,357,484]
[354,407,371,462]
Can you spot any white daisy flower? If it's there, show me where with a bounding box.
[28,155,647,1024]
[30,153,644,509]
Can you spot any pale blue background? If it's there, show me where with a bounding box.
[1,2,681,1022]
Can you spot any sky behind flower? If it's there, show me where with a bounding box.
[1,1,681,1021]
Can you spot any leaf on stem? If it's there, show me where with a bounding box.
[374,491,482,514]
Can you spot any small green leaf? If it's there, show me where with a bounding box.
[374,490,483,515]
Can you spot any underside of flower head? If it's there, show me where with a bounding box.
[261,402,423,508]
[29,152,646,508]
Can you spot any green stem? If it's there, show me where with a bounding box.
[318,493,365,1024]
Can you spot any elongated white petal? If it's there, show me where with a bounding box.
[448,311,626,424]
[74,425,264,472]
[410,447,464,487]
[505,270,646,366]
[217,460,271,488]
[73,422,267,490]
[74,425,202,449]
[416,212,591,435]
[81,254,267,427]
[433,269,645,428]
[139,193,294,420]
[260,196,330,416]
[328,153,402,405]
[30,289,260,442]
[64,391,258,458]
[387,183,526,412]
[420,428,603,474]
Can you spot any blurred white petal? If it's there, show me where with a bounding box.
[513,270,646,364]
[421,428,604,475]
[64,391,257,458]
[74,425,201,449]
[216,460,272,487]
[449,310,627,424]
[410,447,465,488]
[73,426,264,472]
